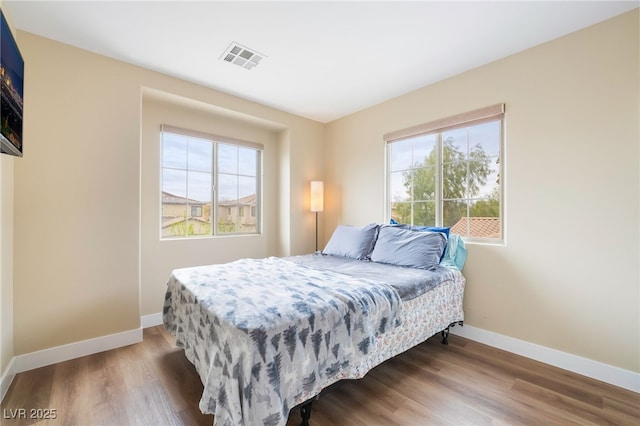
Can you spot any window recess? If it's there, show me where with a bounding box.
[160,125,262,239]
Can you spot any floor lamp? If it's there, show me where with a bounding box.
[310,181,324,252]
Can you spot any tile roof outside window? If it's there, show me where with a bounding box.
[451,217,501,238]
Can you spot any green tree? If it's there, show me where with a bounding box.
[470,187,500,217]
[217,220,237,233]
[170,216,188,237]
[169,214,212,236]
[393,137,493,227]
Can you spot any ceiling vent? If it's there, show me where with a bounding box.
[220,42,265,70]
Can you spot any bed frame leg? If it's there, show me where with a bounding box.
[440,321,463,345]
[440,327,451,345]
[300,401,313,426]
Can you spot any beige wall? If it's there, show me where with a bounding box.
[13,32,324,354]
[325,10,639,372]
[0,154,14,377]
[0,0,15,380]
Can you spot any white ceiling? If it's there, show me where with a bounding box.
[4,1,638,123]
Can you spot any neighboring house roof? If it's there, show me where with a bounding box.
[162,216,184,228]
[162,216,210,229]
[162,191,206,205]
[451,217,500,238]
[219,194,257,207]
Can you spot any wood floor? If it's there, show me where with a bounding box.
[2,326,638,425]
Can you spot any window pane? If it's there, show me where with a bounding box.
[469,208,501,239]
[390,170,410,202]
[442,128,468,160]
[389,134,436,171]
[467,145,493,197]
[238,147,257,176]
[238,176,256,199]
[238,176,257,233]
[412,166,436,201]
[389,139,413,172]
[187,137,213,172]
[390,201,411,224]
[412,201,435,227]
[241,207,255,232]
[443,161,468,199]
[411,134,436,167]
[186,170,212,237]
[217,213,238,234]
[187,171,212,203]
[469,120,500,157]
[473,158,500,199]
[218,173,238,202]
[470,195,500,220]
[162,168,186,198]
[443,199,468,230]
[186,217,210,237]
[217,173,238,234]
[162,170,187,238]
[218,143,237,174]
[162,133,187,169]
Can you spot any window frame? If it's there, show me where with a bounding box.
[160,125,263,239]
[384,104,505,243]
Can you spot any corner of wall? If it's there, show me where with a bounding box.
[277,129,291,257]
[0,1,17,401]
[0,154,15,402]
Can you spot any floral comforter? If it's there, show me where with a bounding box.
[163,257,403,426]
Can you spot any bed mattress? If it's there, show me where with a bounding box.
[163,254,465,426]
[286,253,460,301]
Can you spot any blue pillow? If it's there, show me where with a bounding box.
[322,223,379,260]
[389,219,450,239]
[370,225,447,270]
[423,226,450,239]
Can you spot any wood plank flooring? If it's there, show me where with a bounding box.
[2,326,638,425]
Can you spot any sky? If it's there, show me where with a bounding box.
[388,120,500,202]
[161,132,258,203]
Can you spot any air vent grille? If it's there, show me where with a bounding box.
[220,42,265,70]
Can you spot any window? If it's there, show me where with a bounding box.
[161,125,262,239]
[385,104,504,241]
[191,206,202,217]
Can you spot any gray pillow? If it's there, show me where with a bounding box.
[322,223,379,260]
[370,225,446,270]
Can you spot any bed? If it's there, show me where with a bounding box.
[163,223,467,426]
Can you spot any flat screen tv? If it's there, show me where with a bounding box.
[0,8,23,157]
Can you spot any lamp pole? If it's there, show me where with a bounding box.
[315,211,319,252]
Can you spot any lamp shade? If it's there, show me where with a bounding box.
[310,181,324,212]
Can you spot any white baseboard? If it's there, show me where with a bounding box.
[2,313,164,403]
[450,324,639,393]
[13,328,142,375]
[1,356,16,403]
[141,312,163,328]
